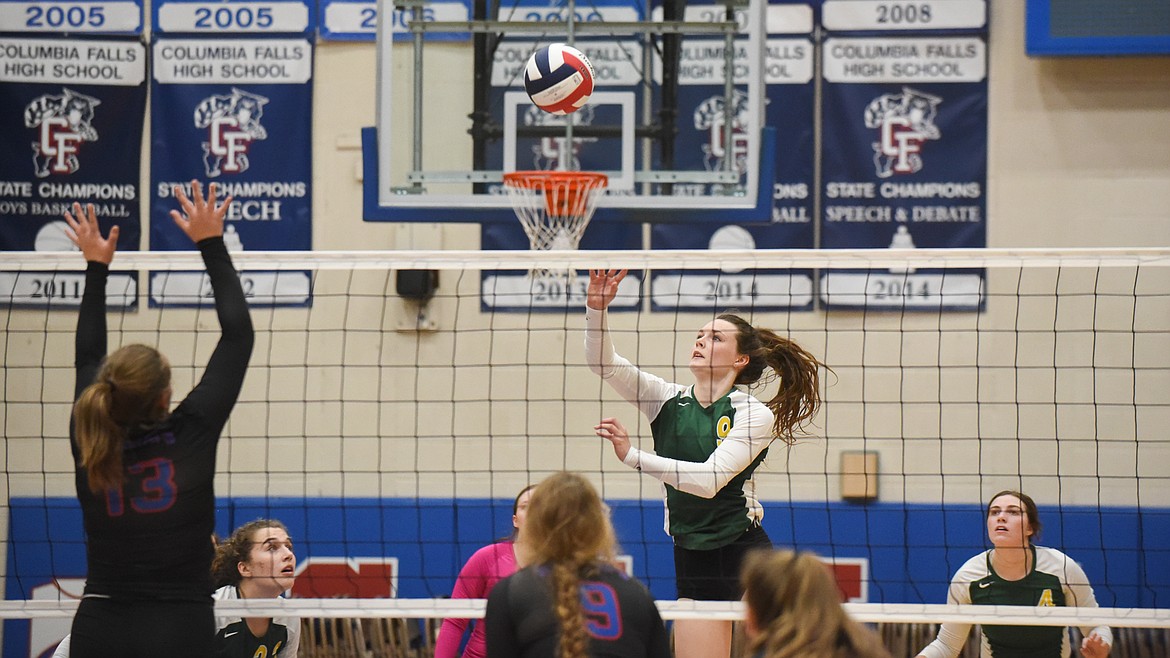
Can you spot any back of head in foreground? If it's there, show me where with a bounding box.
[741,550,891,658]
[526,472,618,658]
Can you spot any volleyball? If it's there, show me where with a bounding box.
[523,43,596,115]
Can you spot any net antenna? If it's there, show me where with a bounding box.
[502,170,608,279]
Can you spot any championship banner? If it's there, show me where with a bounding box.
[480,0,643,311]
[149,35,313,306]
[0,0,144,34]
[650,222,814,312]
[819,0,988,310]
[484,0,642,186]
[318,0,470,42]
[654,2,813,206]
[480,221,643,312]
[649,1,815,312]
[152,0,312,34]
[0,36,145,309]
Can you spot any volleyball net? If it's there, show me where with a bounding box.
[1,248,1168,650]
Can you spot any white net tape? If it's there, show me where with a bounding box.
[7,247,1168,272]
[3,599,1169,627]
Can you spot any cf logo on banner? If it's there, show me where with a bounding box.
[864,87,942,178]
[694,90,750,176]
[24,88,101,178]
[195,88,270,177]
[209,116,252,174]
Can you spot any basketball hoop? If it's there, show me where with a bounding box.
[503,170,607,279]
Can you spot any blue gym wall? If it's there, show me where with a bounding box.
[6,496,1169,657]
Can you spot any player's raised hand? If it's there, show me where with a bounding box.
[170,180,232,244]
[63,202,119,265]
[586,269,627,311]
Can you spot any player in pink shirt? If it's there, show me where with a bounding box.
[435,485,535,658]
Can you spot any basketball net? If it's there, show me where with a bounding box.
[502,171,608,280]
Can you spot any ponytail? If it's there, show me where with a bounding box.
[718,314,828,444]
[550,562,588,658]
[73,380,124,492]
[72,344,171,494]
[525,472,617,658]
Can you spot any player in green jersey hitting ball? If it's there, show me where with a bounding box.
[585,268,828,658]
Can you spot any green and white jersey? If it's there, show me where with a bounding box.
[585,308,776,551]
[213,585,301,657]
[918,546,1112,658]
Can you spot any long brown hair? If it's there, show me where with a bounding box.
[524,472,616,658]
[211,519,291,589]
[72,344,171,493]
[718,313,827,444]
[741,550,891,658]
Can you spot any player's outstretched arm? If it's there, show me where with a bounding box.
[169,180,254,427]
[170,180,231,243]
[65,203,118,400]
[64,202,119,265]
[586,269,627,311]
